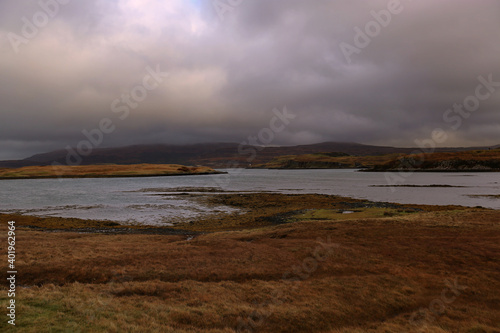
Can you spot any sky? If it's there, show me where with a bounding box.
[0,0,499,160]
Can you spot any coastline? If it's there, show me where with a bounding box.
[0,191,477,233]
[0,163,226,180]
[0,170,226,180]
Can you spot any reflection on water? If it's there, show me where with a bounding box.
[0,169,498,225]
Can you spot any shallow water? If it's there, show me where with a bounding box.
[1,169,498,225]
[215,169,500,208]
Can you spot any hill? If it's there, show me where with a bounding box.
[252,148,500,171]
[0,142,496,168]
[366,148,500,172]
[251,152,401,169]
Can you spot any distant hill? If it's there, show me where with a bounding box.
[252,148,500,171]
[251,152,401,169]
[0,142,498,168]
[366,149,500,172]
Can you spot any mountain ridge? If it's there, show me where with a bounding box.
[0,142,498,168]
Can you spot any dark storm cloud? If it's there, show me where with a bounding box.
[0,0,499,159]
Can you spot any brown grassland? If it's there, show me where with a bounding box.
[368,149,500,172]
[253,148,500,171]
[1,193,499,332]
[252,153,400,169]
[0,164,223,179]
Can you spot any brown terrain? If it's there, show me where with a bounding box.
[1,142,497,168]
[253,148,500,171]
[251,152,400,169]
[366,149,500,172]
[1,192,499,332]
[0,164,223,180]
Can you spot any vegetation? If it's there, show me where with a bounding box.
[467,194,500,199]
[251,152,401,169]
[367,148,500,172]
[1,193,499,332]
[0,164,223,179]
[253,149,500,171]
[0,142,423,168]
[170,192,457,233]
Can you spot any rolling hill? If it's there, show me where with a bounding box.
[0,142,498,168]
[252,148,500,171]
[366,148,500,172]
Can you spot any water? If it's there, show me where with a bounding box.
[1,169,498,225]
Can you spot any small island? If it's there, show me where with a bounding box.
[0,164,225,180]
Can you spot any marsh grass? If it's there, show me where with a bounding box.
[1,205,499,332]
[291,207,416,221]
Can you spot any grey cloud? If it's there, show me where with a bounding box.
[0,0,499,160]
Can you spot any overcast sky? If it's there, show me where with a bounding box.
[1,0,499,160]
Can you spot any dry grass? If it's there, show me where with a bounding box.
[409,149,500,163]
[0,214,125,230]
[370,149,500,171]
[254,148,500,171]
[171,192,465,232]
[254,153,402,169]
[1,198,499,332]
[0,164,221,179]
[293,207,415,221]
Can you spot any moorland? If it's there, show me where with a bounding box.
[252,148,500,172]
[1,192,499,332]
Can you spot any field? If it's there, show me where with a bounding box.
[1,193,499,332]
[0,164,223,180]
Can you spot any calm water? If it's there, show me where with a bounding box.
[1,169,499,225]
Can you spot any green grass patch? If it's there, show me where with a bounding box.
[1,297,79,332]
[292,207,414,222]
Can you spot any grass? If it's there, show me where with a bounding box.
[1,193,499,332]
[0,164,223,179]
[253,152,403,169]
[170,192,464,232]
[253,148,500,171]
[369,149,500,171]
[0,214,124,230]
[291,207,416,221]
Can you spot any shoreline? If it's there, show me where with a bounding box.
[249,167,500,172]
[362,168,500,172]
[0,170,226,180]
[1,191,479,234]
